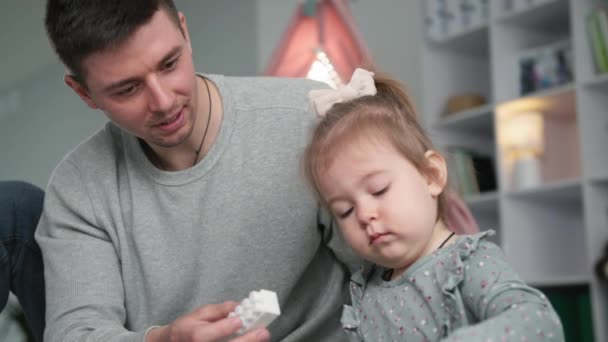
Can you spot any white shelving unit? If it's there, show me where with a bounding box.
[420,0,607,340]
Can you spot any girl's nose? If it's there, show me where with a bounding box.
[357,203,378,227]
[365,221,378,236]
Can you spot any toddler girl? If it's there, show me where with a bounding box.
[303,68,564,341]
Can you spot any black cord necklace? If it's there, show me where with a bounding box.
[382,231,456,281]
[193,77,212,166]
[438,231,455,249]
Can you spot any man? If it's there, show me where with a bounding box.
[36,0,352,341]
[0,181,45,342]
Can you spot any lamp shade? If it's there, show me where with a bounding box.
[264,0,373,87]
[502,111,544,159]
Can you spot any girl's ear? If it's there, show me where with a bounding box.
[423,150,448,197]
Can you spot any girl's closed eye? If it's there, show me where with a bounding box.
[338,207,354,219]
[372,185,390,196]
[331,202,354,219]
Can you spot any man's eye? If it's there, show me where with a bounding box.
[164,58,178,70]
[115,85,138,97]
[339,207,353,219]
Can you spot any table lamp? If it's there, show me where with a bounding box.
[503,111,544,190]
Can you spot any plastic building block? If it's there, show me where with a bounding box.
[228,289,281,335]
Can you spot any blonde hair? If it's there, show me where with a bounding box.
[303,72,448,218]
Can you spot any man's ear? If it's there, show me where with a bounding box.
[178,12,193,54]
[64,75,99,109]
[423,150,448,197]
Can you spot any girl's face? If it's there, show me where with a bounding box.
[317,138,448,272]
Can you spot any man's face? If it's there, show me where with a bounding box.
[67,9,199,149]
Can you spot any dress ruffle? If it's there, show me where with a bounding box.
[341,262,373,340]
[439,230,495,332]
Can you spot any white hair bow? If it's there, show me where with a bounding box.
[308,68,376,117]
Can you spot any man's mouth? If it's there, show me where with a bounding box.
[157,108,183,126]
[160,116,177,126]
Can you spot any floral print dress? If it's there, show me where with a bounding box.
[341,231,564,342]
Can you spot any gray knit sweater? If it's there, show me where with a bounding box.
[35,74,352,342]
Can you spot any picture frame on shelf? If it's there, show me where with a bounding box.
[518,39,573,96]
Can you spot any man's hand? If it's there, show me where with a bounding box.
[146,301,271,342]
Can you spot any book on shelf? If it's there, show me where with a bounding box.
[447,147,497,197]
[587,6,608,74]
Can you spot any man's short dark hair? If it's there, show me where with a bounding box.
[45,0,182,85]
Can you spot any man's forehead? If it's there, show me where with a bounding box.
[79,15,185,88]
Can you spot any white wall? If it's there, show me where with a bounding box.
[350,0,423,108]
[0,1,54,93]
[177,0,258,76]
[0,65,106,188]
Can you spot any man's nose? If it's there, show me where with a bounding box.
[147,74,174,113]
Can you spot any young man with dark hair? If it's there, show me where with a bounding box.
[36,0,352,341]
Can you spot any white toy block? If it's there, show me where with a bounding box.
[228,289,281,335]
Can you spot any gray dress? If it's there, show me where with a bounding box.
[341,231,564,341]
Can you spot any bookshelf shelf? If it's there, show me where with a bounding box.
[582,71,608,88]
[434,103,493,127]
[421,1,606,339]
[590,176,608,185]
[430,24,490,57]
[528,275,590,288]
[519,81,575,100]
[495,0,570,33]
[507,178,581,205]
[497,82,576,115]
[465,190,499,209]
[521,81,576,99]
